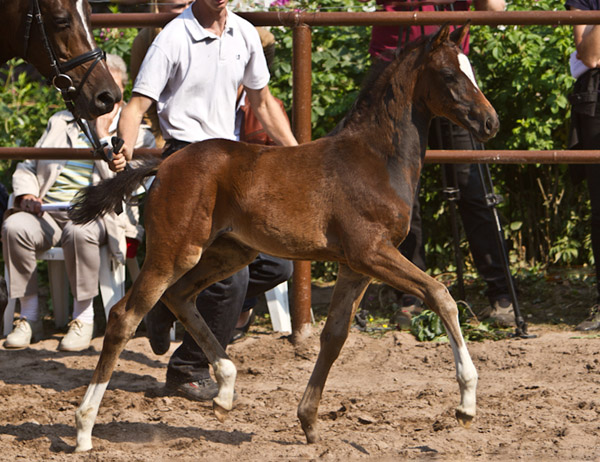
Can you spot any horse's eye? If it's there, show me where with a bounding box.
[53,16,71,29]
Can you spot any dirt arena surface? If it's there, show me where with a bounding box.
[1,314,599,461]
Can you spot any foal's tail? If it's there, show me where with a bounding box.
[68,156,163,224]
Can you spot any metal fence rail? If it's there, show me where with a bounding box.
[3,148,600,164]
[90,10,600,28]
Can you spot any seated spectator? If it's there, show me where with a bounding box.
[2,54,155,350]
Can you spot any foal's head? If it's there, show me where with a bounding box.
[414,24,499,142]
[335,24,498,143]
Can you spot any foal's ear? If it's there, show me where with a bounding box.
[450,22,471,48]
[429,23,451,50]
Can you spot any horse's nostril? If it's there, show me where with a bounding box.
[97,89,121,110]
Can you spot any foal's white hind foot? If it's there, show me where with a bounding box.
[447,333,478,427]
[75,381,109,452]
[212,358,237,422]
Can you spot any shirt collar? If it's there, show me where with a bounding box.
[183,6,236,42]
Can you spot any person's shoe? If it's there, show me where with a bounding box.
[4,317,43,348]
[165,376,237,402]
[479,296,515,328]
[145,305,173,355]
[58,319,94,351]
[575,304,600,331]
[391,295,423,330]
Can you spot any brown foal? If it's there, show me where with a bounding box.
[69,24,499,451]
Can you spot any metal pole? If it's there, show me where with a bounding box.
[475,164,533,337]
[291,23,313,342]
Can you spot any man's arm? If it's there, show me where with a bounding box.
[111,93,154,171]
[571,8,600,69]
[245,86,298,147]
[473,0,505,11]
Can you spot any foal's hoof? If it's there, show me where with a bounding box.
[302,425,319,444]
[213,401,230,423]
[455,409,474,428]
[74,439,93,453]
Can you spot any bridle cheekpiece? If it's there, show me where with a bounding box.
[22,0,109,160]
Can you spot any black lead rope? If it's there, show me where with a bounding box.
[73,116,110,162]
[110,136,126,215]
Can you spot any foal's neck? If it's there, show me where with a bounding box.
[358,55,433,201]
[367,62,431,166]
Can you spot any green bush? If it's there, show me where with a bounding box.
[269,0,372,139]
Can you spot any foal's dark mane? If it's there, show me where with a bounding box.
[330,35,432,135]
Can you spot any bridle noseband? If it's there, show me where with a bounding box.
[22,0,109,160]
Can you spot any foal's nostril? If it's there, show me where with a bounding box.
[484,116,497,135]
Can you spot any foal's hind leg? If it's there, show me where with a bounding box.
[349,242,478,428]
[160,236,259,421]
[298,264,371,443]
[75,230,208,452]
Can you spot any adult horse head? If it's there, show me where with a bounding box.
[0,0,122,119]
[69,24,499,451]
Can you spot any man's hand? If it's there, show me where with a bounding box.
[109,150,128,172]
[17,194,43,216]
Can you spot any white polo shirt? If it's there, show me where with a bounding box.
[133,7,270,143]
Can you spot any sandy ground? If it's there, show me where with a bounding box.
[1,312,599,461]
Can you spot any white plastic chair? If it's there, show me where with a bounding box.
[265,281,291,333]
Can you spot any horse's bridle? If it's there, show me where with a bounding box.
[22,0,109,160]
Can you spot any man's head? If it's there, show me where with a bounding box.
[156,0,195,14]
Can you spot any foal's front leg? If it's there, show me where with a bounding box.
[298,265,371,443]
[352,243,478,427]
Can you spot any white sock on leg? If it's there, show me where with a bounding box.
[19,294,39,322]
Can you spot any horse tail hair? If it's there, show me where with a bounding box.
[68,155,163,224]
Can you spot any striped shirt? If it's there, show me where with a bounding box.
[45,131,94,204]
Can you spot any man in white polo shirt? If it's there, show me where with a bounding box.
[110,0,297,401]
[114,0,296,163]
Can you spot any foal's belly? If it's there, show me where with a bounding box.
[227,217,343,262]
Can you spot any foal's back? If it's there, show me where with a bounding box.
[149,135,407,261]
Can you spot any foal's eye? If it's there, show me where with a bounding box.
[441,70,457,84]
